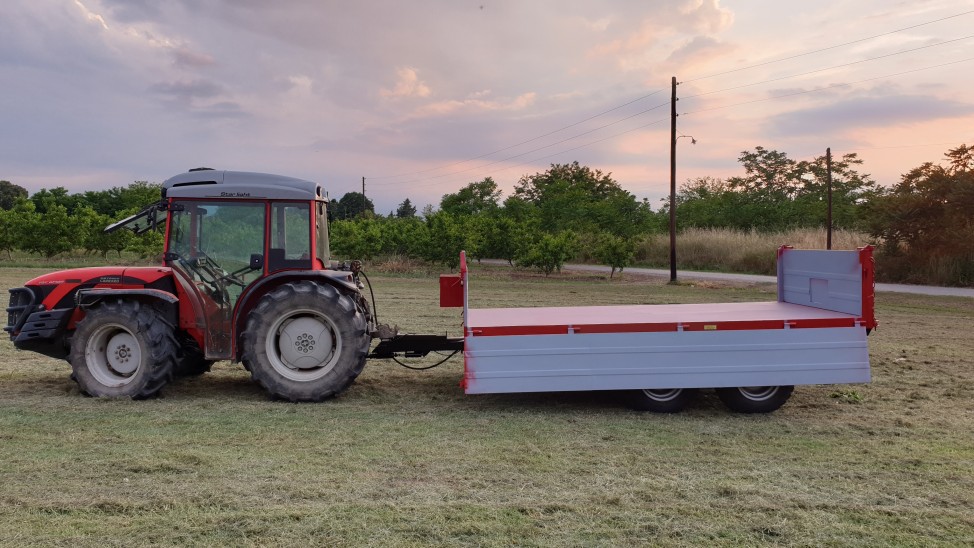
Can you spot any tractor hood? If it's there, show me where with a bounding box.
[26,266,173,288]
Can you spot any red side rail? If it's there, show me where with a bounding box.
[859,245,877,330]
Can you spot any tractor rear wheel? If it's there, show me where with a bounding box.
[241,282,370,402]
[69,300,177,399]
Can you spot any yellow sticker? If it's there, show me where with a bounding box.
[704,325,717,330]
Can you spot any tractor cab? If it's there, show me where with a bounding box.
[160,170,333,359]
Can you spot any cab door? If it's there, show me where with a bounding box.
[166,200,266,359]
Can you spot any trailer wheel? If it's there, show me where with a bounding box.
[69,300,177,399]
[627,388,696,413]
[716,385,794,413]
[241,282,369,402]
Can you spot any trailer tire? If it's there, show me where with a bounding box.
[69,300,177,399]
[716,385,793,413]
[627,388,697,413]
[241,281,369,402]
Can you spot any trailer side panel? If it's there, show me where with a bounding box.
[464,326,868,394]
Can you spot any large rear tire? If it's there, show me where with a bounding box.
[69,300,177,399]
[716,385,794,413]
[241,282,370,402]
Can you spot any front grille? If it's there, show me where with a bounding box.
[5,287,36,334]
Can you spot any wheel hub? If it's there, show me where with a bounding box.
[106,333,139,375]
[276,316,334,370]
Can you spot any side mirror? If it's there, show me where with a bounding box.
[250,254,264,270]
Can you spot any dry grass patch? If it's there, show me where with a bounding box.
[636,228,875,275]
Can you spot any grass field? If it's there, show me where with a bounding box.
[1,264,973,546]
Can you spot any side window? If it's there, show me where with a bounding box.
[269,202,311,271]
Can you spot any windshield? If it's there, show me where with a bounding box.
[168,201,265,285]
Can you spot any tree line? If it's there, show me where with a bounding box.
[2,144,972,285]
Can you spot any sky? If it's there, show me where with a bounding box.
[2,0,973,214]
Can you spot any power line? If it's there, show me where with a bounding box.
[682,33,974,101]
[683,8,974,83]
[367,89,665,180]
[395,117,671,191]
[681,56,974,116]
[370,100,670,186]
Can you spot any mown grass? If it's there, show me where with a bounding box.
[1,265,973,546]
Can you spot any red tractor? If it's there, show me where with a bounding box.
[6,169,452,401]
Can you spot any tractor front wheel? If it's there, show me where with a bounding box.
[69,300,177,399]
[241,282,370,402]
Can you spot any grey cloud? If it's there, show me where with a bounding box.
[149,79,225,101]
[770,94,974,136]
[194,101,249,119]
[171,47,216,68]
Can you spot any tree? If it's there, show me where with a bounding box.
[440,178,501,217]
[0,181,28,210]
[516,231,578,277]
[395,198,417,218]
[81,181,161,216]
[671,147,877,231]
[513,162,651,236]
[593,233,638,279]
[329,218,383,260]
[27,204,86,257]
[333,192,375,220]
[379,216,428,256]
[864,144,974,285]
[0,209,17,258]
[2,199,39,258]
[31,187,82,214]
[423,211,469,270]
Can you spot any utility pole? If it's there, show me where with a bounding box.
[669,76,678,283]
[362,176,366,214]
[826,148,833,250]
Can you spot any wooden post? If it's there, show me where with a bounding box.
[669,76,678,283]
[826,148,833,250]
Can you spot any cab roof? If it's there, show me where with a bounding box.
[163,170,324,200]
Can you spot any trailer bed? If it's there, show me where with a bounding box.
[437,247,877,399]
[467,301,860,336]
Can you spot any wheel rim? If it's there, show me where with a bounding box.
[737,386,779,401]
[641,388,683,402]
[265,309,342,382]
[85,324,141,387]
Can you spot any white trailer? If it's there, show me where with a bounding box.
[439,247,876,413]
